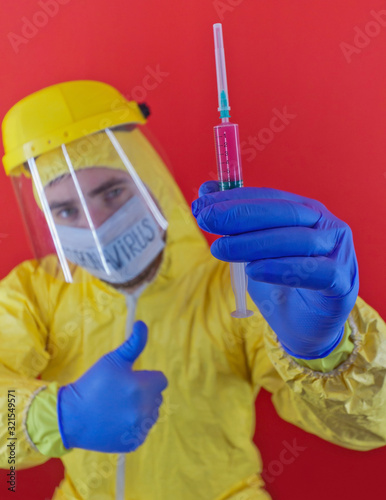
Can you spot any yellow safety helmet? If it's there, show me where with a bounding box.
[1,80,148,175]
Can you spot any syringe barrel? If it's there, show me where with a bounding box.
[214,122,243,190]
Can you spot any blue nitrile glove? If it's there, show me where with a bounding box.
[57,321,168,452]
[192,181,359,360]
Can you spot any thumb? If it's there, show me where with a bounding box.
[198,180,220,197]
[114,321,148,366]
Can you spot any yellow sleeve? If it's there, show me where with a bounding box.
[244,295,386,451]
[0,260,69,469]
[26,381,68,457]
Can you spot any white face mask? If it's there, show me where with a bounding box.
[55,196,166,284]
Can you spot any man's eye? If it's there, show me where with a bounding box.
[57,207,78,219]
[105,188,123,200]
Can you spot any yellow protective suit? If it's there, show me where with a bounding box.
[1,138,386,499]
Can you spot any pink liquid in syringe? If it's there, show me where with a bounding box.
[214,122,243,190]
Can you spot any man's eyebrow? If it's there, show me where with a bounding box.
[48,178,130,210]
[49,199,77,210]
[88,178,130,197]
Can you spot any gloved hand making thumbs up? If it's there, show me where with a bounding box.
[57,321,168,453]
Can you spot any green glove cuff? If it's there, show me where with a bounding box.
[292,321,354,373]
[26,381,70,457]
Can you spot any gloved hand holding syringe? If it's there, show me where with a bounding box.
[212,23,253,318]
[193,24,358,356]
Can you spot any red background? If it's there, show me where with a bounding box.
[0,0,385,498]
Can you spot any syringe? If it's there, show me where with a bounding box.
[213,23,253,319]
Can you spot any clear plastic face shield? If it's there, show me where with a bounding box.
[10,125,168,285]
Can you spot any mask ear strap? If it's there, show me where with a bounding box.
[61,144,111,276]
[105,128,168,231]
[28,157,73,283]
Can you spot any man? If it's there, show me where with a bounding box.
[1,80,386,500]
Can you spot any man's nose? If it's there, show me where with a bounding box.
[80,205,111,229]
